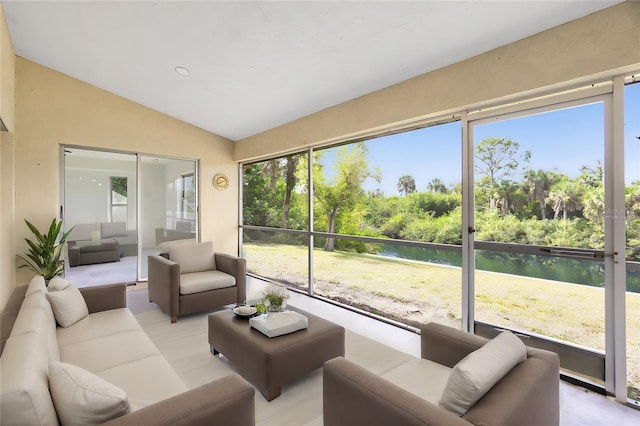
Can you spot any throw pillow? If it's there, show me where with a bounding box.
[49,361,130,425]
[439,330,527,416]
[48,276,72,292]
[169,241,216,273]
[45,285,89,327]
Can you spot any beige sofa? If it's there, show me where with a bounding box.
[323,322,560,426]
[148,241,246,323]
[0,276,255,425]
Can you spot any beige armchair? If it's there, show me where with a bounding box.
[148,241,246,323]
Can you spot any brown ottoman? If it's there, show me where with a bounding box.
[208,308,345,401]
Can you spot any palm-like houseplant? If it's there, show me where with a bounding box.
[17,219,74,283]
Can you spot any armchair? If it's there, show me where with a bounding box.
[323,322,560,426]
[148,241,246,323]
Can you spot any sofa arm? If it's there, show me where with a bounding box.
[420,323,487,367]
[79,283,127,313]
[68,245,80,267]
[102,374,255,426]
[215,253,246,304]
[323,357,471,426]
[148,255,181,323]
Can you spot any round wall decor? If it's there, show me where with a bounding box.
[212,173,230,191]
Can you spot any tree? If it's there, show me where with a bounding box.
[427,178,448,194]
[582,186,604,221]
[475,138,531,209]
[522,169,559,220]
[252,155,305,229]
[496,179,520,215]
[549,179,583,220]
[397,175,416,196]
[626,181,640,227]
[579,162,603,188]
[281,155,300,228]
[314,143,380,251]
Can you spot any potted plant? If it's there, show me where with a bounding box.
[17,218,74,284]
[262,283,290,312]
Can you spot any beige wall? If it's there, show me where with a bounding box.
[13,58,239,288]
[235,1,640,161]
[0,5,16,311]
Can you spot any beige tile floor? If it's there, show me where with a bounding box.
[128,276,640,425]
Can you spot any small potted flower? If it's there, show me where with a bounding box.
[262,283,290,312]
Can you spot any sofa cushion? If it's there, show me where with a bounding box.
[439,330,527,416]
[49,360,131,425]
[77,240,119,252]
[96,355,189,411]
[46,285,89,328]
[48,276,72,291]
[60,330,160,374]
[0,332,59,426]
[57,308,141,347]
[170,241,216,274]
[380,357,452,405]
[24,275,47,297]
[101,222,128,238]
[179,270,236,295]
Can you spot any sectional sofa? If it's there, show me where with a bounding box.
[0,276,255,425]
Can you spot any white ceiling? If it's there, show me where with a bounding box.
[2,1,621,141]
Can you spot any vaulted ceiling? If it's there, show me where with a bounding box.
[1,1,621,140]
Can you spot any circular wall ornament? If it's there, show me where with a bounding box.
[212,173,229,191]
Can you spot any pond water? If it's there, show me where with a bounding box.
[380,244,640,293]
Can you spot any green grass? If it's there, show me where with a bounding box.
[243,242,640,396]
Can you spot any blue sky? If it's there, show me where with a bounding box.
[320,83,639,195]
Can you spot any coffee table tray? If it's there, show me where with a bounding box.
[249,311,308,338]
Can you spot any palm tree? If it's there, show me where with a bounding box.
[427,178,448,194]
[626,182,640,227]
[397,175,416,196]
[523,169,558,220]
[496,180,519,215]
[582,186,604,221]
[549,179,583,220]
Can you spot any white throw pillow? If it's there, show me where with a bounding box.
[48,277,72,292]
[439,330,527,416]
[49,361,130,425]
[46,285,89,328]
[169,241,216,273]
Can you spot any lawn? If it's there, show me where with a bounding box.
[244,242,640,397]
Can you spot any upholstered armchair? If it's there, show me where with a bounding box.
[148,241,246,323]
[323,323,560,426]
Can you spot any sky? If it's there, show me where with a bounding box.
[319,83,640,196]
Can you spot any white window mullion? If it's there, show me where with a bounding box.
[609,75,627,402]
[461,112,474,333]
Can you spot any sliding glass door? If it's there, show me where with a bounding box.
[468,92,626,393]
[63,148,198,284]
[63,148,138,286]
[138,155,198,280]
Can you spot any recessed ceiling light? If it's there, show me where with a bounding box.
[174,66,191,77]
